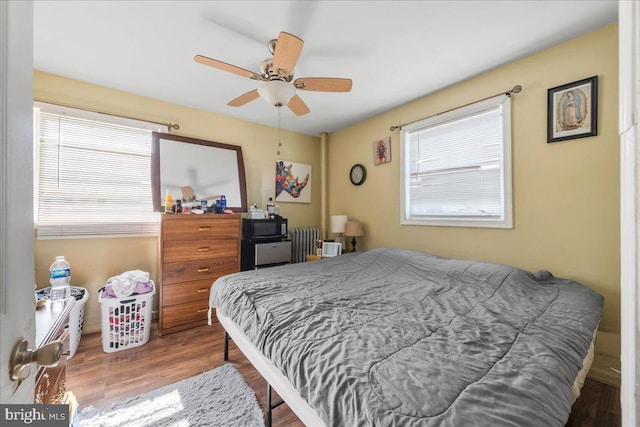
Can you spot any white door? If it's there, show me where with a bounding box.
[619,0,640,425]
[0,1,36,404]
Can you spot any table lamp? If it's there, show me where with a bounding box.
[344,220,364,252]
[330,215,348,248]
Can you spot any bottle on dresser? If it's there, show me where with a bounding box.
[49,256,71,301]
[164,190,173,214]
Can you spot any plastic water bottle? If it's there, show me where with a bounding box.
[49,256,71,301]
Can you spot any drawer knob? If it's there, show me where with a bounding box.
[197,267,210,273]
[198,246,210,252]
[197,308,208,313]
[198,226,211,231]
[196,288,208,293]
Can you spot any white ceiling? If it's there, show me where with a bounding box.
[33,1,618,136]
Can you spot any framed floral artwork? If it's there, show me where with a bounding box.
[547,76,598,143]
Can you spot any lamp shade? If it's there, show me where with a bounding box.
[344,220,364,237]
[330,215,348,233]
[258,80,296,107]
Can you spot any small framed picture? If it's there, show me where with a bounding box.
[322,242,342,257]
[373,137,391,165]
[547,76,598,143]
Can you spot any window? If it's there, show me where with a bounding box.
[401,94,512,228]
[34,103,166,238]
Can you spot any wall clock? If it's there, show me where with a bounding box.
[349,164,366,186]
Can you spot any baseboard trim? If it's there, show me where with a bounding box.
[588,366,620,387]
[588,329,620,387]
[588,355,621,388]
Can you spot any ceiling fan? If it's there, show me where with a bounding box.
[194,31,352,116]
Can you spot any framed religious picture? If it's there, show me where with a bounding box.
[547,76,598,143]
[373,137,391,165]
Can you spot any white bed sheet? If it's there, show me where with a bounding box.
[217,311,326,427]
[572,328,597,402]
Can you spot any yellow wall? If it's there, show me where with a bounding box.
[328,24,620,384]
[33,71,322,334]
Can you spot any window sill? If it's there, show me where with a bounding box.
[401,217,513,229]
[35,222,159,239]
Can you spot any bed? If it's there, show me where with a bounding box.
[208,247,603,427]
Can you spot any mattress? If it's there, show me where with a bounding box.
[210,248,603,426]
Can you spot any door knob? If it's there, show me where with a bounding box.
[9,337,63,381]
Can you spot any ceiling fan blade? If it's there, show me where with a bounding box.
[294,77,353,92]
[272,32,304,76]
[227,89,260,107]
[194,55,261,80]
[287,95,310,116]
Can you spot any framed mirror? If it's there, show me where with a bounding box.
[151,132,248,212]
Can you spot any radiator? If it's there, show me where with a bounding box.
[289,227,320,263]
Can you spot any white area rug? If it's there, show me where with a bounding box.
[79,364,264,427]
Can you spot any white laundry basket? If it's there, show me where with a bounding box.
[98,281,155,353]
[36,286,88,359]
[68,287,89,359]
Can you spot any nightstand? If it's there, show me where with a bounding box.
[306,254,323,262]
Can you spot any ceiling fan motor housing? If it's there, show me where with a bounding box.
[260,59,293,82]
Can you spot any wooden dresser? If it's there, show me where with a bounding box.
[34,297,74,404]
[159,214,241,336]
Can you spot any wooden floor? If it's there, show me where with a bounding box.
[67,321,303,427]
[67,322,620,427]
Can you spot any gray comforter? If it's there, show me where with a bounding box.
[210,248,603,427]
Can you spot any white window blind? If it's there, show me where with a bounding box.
[34,104,164,238]
[401,95,512,228]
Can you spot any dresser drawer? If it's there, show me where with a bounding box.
[163,257,238,285]
[162,300,210,330]
[35,363,66,404]
[162,217,240,241]
[162,279,213,306]
[35,328,69,404]
[163,239,239,263]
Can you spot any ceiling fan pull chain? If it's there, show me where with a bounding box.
[277,106,282,156]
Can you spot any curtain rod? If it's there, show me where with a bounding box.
[389,85,522,132]
[34,99,180,131]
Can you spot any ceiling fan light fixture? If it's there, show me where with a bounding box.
[258,80,296,107]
